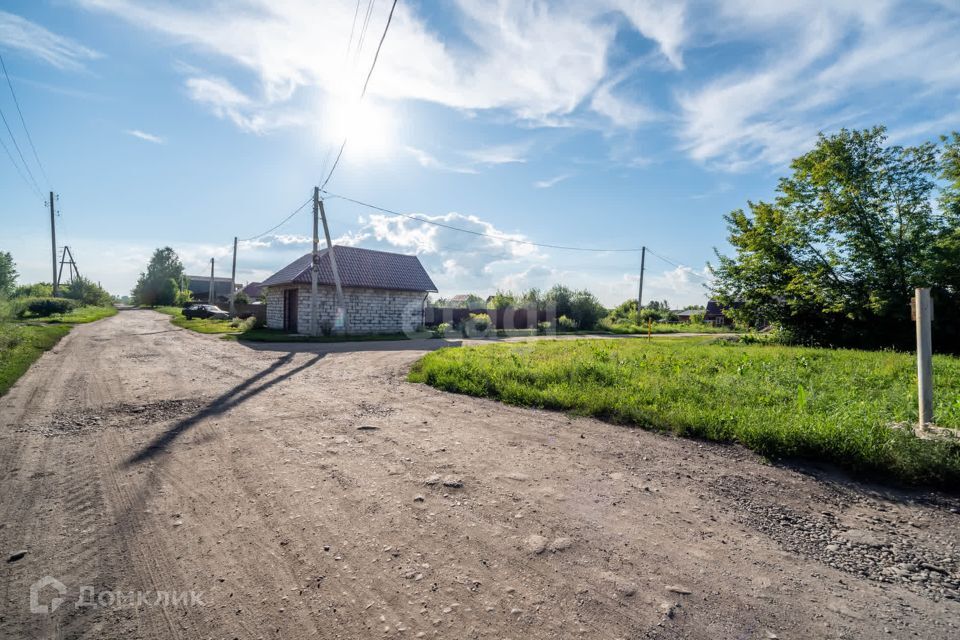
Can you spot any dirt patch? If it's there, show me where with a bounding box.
[17,398,209,437]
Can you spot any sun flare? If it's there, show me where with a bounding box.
[319,96,396,162]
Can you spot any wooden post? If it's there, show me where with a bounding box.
[914,288,934,426]
[310,187,320,337]
[319,198,346,333]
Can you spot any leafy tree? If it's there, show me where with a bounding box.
[132,247,184,306]
[711,127,959,351]
[487,290,516,310]
[519,288,544,310]
[544,284,574,317]
[234,291,250,304]
[0,251,16,298]
[569,290,606,329]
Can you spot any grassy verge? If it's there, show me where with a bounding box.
[409,339,960,488]
[0,323,71,396]
[604,321,733,334]
[39,305,118,324]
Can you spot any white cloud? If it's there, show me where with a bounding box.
[463,142,531,166]
[0,10,102,70]
[533,174,570,189]
[124,129,164,144]
[405,146,478,174]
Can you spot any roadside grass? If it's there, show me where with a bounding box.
[35,305,118,324]
[605,321,733,335]
[0,323,71,396]
[409,339,960,488]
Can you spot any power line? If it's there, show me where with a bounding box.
[345,0,363,57]
[0,100,43,196]
[646,248,712,280]
[239,197,312,241]
[319,0,398,190]
[0,130,41,198]
[0,53,49,187]
[320,189,644,253]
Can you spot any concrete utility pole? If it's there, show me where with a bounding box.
[637,246,646,316]
[310,187,320,337]
[208,258,215,304]
[319,196,346,333]
[49,191,58,296]
[914,287,934,426]
[229,236,238,317]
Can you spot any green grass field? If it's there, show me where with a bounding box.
[409,338,960,487]
[0,323,71,396]
[604,321,733,335]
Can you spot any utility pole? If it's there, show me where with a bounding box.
[49,191,58,296]
[914,288,934,426]
[637,246,646,318]
[310,187,320,337]
[319,196,346,333]
[57,246,79,286]
[229,236,238,317]
[208,258,215,304]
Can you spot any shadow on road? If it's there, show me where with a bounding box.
[124,352,324,465]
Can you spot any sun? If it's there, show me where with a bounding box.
[320,96,396,162]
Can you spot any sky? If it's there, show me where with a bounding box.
[1,0,958,306]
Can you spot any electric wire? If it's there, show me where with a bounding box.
[320,190,645,253]
[238,197,312,242]
[0,53,49,187]
[0,128,42,198]
[319,0,398,191]
[0,100,43,196]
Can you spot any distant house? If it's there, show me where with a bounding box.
[260,246,437,334]
[241,281,264,300]
[185,275,238,304]
[672,301,733,326]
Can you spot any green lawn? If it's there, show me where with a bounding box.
[409,338,960,487]
[154,307,243,334]
[0,323,71,396]
[604,321,733,334]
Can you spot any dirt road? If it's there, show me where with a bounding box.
[1,310,958,639]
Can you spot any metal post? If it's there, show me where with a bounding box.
[50,192,58,295]
[208,258,215,304]
[915,287,934,426]
[229,236,238,317]
[319,198,346,333]
[311,187,320,337]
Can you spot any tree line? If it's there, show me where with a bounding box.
[711,127,960,352]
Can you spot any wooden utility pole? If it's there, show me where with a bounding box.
[49,191,58,296]
[57,246,79,286]
[914,288,934,426]
[319,196,346,333]
[310,187,320,336]
[229,236,238,317]
[637,246,646,317]
[208,258,215,304]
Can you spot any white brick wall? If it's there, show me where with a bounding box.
[266,285,426,334]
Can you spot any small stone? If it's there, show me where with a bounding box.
[548,537,573,552]
[414,495,425,503]
[7,550,27,563]
[510,608,523,615]
[524,535,549,554]
[615,582,638,597]
[665,585,692,595]
[424,474,441,486]
[356,425,379,431]
[442,477,463,488]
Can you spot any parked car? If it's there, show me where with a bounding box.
[182,304,229,320]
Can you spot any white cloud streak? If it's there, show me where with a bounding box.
[124,129,164,144]
[0,10,102,70]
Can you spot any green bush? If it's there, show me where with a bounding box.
[536,321,552,335]
[465,313,492,336]
[13,282,53,298]
[557,315,578,332]
[16,297,78,318]
[174,288,193,307]
[432,322,451,339]
[63,276,112,307]
[229,315,261,332]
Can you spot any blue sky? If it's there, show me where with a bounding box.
[1,0,958,305]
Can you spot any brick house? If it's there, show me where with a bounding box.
[260,246,437,334]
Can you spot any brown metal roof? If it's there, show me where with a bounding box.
[261,246,437,292]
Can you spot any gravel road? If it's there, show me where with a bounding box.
[1,310,958,639]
